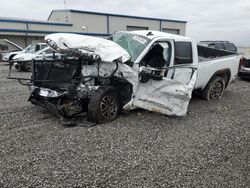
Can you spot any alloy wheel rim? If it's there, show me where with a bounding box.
[100,95,117,119]
[210,82,223,99]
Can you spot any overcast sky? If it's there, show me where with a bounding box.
[0,0,249,46]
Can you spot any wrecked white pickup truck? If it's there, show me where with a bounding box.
[8,31,241,124]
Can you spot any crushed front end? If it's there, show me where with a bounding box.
[28,58,91,118]
[7,33,136,124]
[26,53,133,124]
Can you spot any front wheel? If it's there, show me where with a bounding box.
[201,76,225,100]
[20,62,31,72]
[87,86,121,123]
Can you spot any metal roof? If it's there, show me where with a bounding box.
[0,28,109,36]
[48,9,187,24]
[0,17,72,26]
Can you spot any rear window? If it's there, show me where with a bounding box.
[174,42,193,64]
[223,43,237,52]
[208,44,215,48]
[215,43,225,50]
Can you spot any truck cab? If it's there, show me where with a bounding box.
[112,31,198,116]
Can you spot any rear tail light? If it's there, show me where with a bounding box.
[239,58,246,70]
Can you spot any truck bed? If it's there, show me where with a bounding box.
[195,45,241,89]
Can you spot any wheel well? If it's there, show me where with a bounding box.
[208,69,231,89]
[109,77,133,106]
[9,54,16,61]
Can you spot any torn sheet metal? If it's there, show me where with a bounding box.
[126,68,197,116]
[80,60,139,92]
[82,61,196,116]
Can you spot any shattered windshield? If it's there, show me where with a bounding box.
[112,33,150,62]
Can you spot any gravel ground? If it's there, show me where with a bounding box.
[0,63,249,187]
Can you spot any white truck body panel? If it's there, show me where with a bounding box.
[195,55,241,89]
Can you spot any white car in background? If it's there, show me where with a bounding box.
[13,46,63,71]
[1,42,48,62]
[0,39,23,62]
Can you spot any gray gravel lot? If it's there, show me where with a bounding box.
[0,63,249,187]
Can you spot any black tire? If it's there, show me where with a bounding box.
[87,86,121,123]
[201,76,225,100]
[19,63,25,72]
[20,62,31,72]
[14,62,20,70]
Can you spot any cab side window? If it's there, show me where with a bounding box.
[35,45,40,52]
[174,42,193,64]
[142,42,171,68]
[223,43,237,52]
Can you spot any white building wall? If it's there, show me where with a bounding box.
[0,35,44,47]
[70,13,107,33]
[28,24,72,32]
[0,22,27,30]
[109,16,160,34]
[161,21,186,36]
[48,11,71,23]
[47,10,187,35]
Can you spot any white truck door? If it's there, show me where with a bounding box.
[131,41,197,116]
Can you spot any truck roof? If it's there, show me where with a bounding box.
[200,41,230,43]
[129,30,193,42]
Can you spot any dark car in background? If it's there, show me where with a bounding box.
[238,57,250,80]
[199,41,238,53]
[200,40,250,80]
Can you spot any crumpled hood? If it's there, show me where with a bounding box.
[45,33,131,63]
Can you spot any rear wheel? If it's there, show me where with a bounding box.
[87,86,121,123]
[201,76,225,100]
